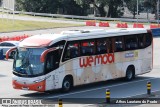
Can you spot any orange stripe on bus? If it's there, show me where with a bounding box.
[12,80,46,92]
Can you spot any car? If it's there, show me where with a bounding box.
[0,41,19,58]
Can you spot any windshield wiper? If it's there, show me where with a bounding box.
[13,70,27,76]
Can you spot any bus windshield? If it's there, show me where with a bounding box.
[13,48,46,77]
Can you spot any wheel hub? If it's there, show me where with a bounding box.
[64,81,70,89]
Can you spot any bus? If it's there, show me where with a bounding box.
[6,28,153,92]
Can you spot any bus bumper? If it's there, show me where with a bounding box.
[12,80,46,92]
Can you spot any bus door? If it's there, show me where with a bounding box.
[45,40,66,89]
[43,49,61,90]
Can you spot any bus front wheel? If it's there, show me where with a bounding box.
[125,66,135,81]
[61,77,72,92]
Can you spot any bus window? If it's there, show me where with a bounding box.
[145,33,152,47]
[52,40,65,51]
[125,35,138,50]
[46,52,54,72]
[50,40,66,62]
[45,50,59,74]
[81,40,95,56]
[63,41,79,61]
[138,34,145,48]
[114,37,124,52]
[50,40,66,48]
[108,38,113,53]
[96,39,107,54]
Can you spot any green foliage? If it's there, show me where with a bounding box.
[144,0,157,19]
[75,0,124,17]
[124,0,144,18]
[16,0,89,15]
[0,0,2,6]
[15,0,158,18]
[107,0,124,18]
[59,0,89,15]
[16,0,59,13]
[143,0,157,13]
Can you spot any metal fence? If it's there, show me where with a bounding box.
[0,9,159,23]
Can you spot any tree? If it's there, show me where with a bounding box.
[75,0,125,17]
[16,0,88,15]
[16,0,59,13]
[0,0,2,7]
[124,0,144,19]
[144,0,157,19]
[75,0,112,17]
[143,0,151,19]
[16,0,129,17]
[59,0,88,15]
[107,0,124,18]
[125,0,137,18]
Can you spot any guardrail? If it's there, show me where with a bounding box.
[0,9,159,23]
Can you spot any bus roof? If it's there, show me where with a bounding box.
[19,28,149,47]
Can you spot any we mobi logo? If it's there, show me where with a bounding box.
[79,53,114,68]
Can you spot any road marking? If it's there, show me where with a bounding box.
[122,89,160,98]
[48,77,156,98]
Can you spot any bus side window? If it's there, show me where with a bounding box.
[138,34,145,48]
[81,40,95,56]
[50,40,66,62]
[45,50,60,74]
[63,42,79,61]
[114,37,124,52]
[145,33,152,47]
[125,35,138,50]
[108,38,113,53]
[96,39,107,54]
[45,52,54,74]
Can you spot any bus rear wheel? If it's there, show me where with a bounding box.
[125,66,135,81]
[61,77,72,92]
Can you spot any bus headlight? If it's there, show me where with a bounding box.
[34,79,45,83]
[37,86,42,89]
[33,75,51,83]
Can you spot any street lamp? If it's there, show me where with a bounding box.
[157,0,159,25]
[137,0,139,26]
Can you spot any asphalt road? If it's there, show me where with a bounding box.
[0,26,114,37]
[1,61,160,107]
[0,26,160,107]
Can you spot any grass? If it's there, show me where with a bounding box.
[0,12,86,22]
[0,18,83,32]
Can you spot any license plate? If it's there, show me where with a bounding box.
[22,87,29,90]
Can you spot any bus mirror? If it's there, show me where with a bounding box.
[6,47,17,60]
[40,48,57,63]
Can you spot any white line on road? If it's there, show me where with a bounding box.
[122,89,160,98]
[48,77,156,98]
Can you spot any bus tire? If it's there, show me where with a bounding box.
[61,76,72,92]
[125,66,135,81]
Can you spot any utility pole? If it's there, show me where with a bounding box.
[12,0,15,24]
[157,0,159,25]
[137,0,139,27]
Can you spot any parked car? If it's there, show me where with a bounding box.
[0,41,19,58]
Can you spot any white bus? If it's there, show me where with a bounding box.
[6,28,153,92]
